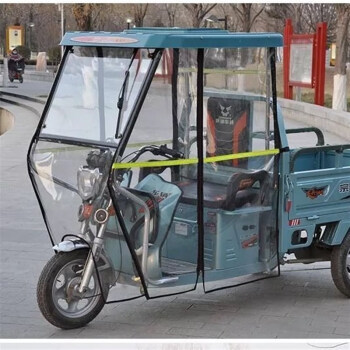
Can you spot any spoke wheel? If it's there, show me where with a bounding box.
[37,249,109,329]
[331,232,350,298]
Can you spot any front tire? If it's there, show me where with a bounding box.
[331,232,350,297]
[37,249,109,329]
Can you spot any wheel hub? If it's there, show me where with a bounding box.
[66,277,85,302]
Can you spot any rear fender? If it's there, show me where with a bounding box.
[322,220,350,246]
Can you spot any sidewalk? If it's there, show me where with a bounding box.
[0,79,53,99]
[0,80,349,339]
[0,64,55,85]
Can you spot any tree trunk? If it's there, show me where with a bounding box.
[133,4,148,27]
[183,4,216,28]
[165,4,177,27]
[72,4,93,31]
[332,5,349,111]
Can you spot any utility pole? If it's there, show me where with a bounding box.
[57,4,64,60]
[3,57,8,87]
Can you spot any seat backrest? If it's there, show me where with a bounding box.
[207,97,251,168]
[224,169,269,210]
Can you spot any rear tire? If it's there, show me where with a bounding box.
[37,249,109,329]
[331,232,350,297]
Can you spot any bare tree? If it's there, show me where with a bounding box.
[31,4,64,52]
[265,4,303,33]
[229,4,265,66]
[133,4,148,27]
[93,4,133,31]
[0,4,62,54]
[332,4,350,111]
[165,4,178,27]
[183,4,217,28]
[265,3,337,39]
[217,4,240,32]
[299,4,337,42]
[230,4,266,33]
[0,4,15,53]
[72,4,94,31]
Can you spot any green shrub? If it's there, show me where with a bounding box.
[47,46,61,65]
[15,45,31,61]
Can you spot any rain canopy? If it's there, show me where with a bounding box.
[28,28,283,301]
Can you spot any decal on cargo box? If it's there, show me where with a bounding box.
[302,186,327,199]
[241,234,258,248]
[339,183,350,193]
[289,219,300,227]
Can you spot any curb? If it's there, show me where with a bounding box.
[278,97,350,141]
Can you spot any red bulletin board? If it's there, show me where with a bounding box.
[283,19,327,106]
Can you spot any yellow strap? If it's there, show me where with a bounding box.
[112,158,198,169]
[179,68,260,75]
[112,149,279,170]
[204,149,280,163]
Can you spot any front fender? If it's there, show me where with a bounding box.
[53,239,89,252]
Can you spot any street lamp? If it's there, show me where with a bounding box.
[27,21,35,55]
[126,18,132,30]
[205,15,228,30]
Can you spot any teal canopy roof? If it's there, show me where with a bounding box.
[60,28,283,48]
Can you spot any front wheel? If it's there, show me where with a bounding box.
[331,232,350,297]
[37,249,109,329]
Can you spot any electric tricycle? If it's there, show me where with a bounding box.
[28,28,350,329]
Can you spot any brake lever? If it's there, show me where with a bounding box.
[159,144,184,159]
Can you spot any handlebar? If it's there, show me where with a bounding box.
[130,144,183,163]
[114,144,183,181]
[157,144,184,159]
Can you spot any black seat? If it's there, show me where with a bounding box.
[223,169,269,210]
[176,180,227,209]
[177,169,269,210]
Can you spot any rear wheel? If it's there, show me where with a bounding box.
[37,249,109,329]
[331,232,350,297]
[19,76,23,83]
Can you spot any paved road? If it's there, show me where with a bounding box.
[0,80,349,339]
[1,344,348,350]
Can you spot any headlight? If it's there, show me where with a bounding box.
[77,167,101,200]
